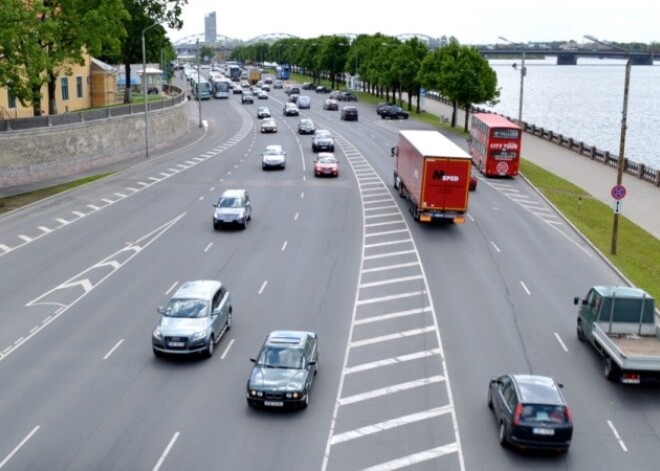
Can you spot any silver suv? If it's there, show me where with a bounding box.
[152,280,233,358]
[213,189,252,229]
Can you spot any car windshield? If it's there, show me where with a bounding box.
[219,197,244,208]
[258,346,304,369]
[318,156,336,164]
[316,131,331,138]
[264,147,282,155]
[164,298,208,318]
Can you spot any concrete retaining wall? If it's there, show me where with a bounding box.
[0,100,190,188]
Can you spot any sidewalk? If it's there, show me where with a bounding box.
[420,96,660,241]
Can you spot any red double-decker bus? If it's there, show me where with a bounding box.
[468,113,522,177]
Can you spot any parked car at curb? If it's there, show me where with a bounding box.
[152,280,232,359]
[247,330,319,409]
[380,105,409,119]
[376,102,396,115]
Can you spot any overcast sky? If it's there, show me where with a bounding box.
[165,0,657,44]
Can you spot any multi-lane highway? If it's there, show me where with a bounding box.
[1,80,659,471]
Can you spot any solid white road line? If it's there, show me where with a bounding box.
[363,443,459,471]
[554,333,569,353]
[221,339,235,359]
[331,406,452,445]
[520,281,531,295]
[344,348,442,374]
[339,376,446,405]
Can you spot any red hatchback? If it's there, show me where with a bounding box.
[313,153,339,177]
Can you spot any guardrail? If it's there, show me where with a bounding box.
[0,85,184,133]
[427,93,660,188]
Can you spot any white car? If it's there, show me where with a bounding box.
[260,118,277,134]
[261,144,286,170]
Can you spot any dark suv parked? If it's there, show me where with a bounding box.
[380,105,409,119]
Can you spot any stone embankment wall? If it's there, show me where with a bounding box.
[0,94,189,189]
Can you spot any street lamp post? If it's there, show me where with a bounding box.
[196,38,202,128]
[584,35,632,255]
[498,36,527,124]
[141,21,163,158]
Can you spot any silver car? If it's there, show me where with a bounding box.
[262,144,286,170]
[152,280,232,359]
[213,189,252,229]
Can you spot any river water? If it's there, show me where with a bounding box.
[481,58,660,170]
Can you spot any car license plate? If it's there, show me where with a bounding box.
[533,428,555,436]
[265,401,283,407]
[168,342,184,347]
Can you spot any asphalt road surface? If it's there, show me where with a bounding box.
[1,80,659,471]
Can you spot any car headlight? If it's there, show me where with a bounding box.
[191,331,206,341]
[286,392,302,399]
[249,390,264,397]
[152,328,162,340]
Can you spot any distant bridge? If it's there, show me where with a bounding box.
[479,48,655,65]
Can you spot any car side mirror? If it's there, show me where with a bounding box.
[250,358,256,363]
[157,306,165,315]
[391,146,398,158]
[309,360,316,366]
[573,297,579,305]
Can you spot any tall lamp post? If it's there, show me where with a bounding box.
[498,36,527,124]
[584,35,631,255]
[141,21,163,158]
[196,38,202,128]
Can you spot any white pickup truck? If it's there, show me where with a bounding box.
[575,286,660,384]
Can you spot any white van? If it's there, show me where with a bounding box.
[297,95,311,109]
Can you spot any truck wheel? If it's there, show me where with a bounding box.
[577,320,586,341]
[603,357,621,381]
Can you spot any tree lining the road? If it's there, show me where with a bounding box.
[231,34,499,131]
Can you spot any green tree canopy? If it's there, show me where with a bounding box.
[0,0,129,116]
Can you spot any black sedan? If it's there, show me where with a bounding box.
[380,105,409,119]
[488,374,573,452]
[247,331,318,409]
[315,86,331,93]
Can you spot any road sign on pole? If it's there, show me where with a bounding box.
[611,184,626,200]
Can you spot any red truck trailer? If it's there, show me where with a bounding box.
[392,130,472,223]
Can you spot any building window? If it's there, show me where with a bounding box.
[76,76,83,98]
[61,77,69,101]
[7,88,17,109]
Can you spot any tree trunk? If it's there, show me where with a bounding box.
[47,72,58,115]
[463,105,470,132]
[31,84,42,117]
[123,62,132,104]
[451,101,458,127]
